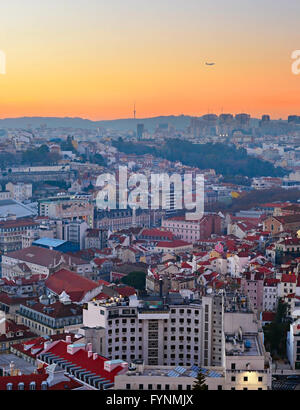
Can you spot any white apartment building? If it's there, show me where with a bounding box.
[263,281,278,312]
[82,291,272,390]
[115,295,272,391]
[287,311,300,370]
[82,293,224,368]
[114,362,225,391]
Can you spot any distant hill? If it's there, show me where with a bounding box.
[0,115,261,132]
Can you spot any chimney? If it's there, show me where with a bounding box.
[66,335,72,344]
[159,278,163,298]
[93,353,98,360]
[88,351,93,358]
[87,343,92,352]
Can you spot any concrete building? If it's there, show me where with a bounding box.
[85,228,108,250]
[1,246,92,279]
[0,219,39,254]
[162,214,222,243]
[115,363,224,390]
[17,295,83,336]
[82,293,224,368]
[38,196,94,228]
[287,312,300,370]
[5,183,32,202]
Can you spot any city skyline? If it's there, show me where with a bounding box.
[0,0,300,120]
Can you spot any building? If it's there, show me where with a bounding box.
[241,271,264,312]
[263,279,279,312]
[37,338,128,390]
[5,183,32,202]
[115,363,225,390]
[1,246,92,279]
[85,228,108,250]
[263,215,300,235]
[162,214,222,243]
[0,363,82,390]
[223,296,272,390]
[0,219,39,254]
[17,295,83,336]
[154,240,193,254]
[11,333,82,365]
[82,293,224,367]
[0,191,12,201]
[82,290,271,390]
[137,124,144,140]
[38,196,94,228]
[0,314,36,353]
[287,313,300,370]
[45,269,104,304]
[32,237,79,253]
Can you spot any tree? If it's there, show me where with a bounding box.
[121,271,146,291]
[113,139,286,178]
[192,370,208,390]
[263,299,289,358]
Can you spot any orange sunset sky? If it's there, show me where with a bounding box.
[0,0,300,120]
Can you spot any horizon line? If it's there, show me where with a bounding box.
[0,113,297,123]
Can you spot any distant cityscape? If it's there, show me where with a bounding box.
[0,111,299,392]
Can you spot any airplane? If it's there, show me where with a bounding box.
[205,62,216,66]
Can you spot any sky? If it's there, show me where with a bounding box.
[0,0,300,120]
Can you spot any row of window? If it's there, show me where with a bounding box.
[126,384,193,390]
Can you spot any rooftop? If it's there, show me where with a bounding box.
[33,237,67,248]
[225,333,262,357]
[127,365,224,379]
[0,200,36,220]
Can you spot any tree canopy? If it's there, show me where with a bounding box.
[113,139,287,178]
[121,271,146,291]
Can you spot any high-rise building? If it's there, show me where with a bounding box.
[137,124,144,140]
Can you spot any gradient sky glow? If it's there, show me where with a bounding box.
[0,0,300,120]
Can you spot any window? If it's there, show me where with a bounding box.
[244,377,248,382]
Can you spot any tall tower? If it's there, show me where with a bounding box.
[133,103,136,120]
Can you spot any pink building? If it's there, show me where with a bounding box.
[161,214,222,243]
[241,271,264,312]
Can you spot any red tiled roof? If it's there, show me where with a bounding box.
[156,240,192,248]
[13,333,80,359]
[0,319,36,343]
[0,219,38,230]
[0,292,36,306]
[0,372,80,390]
[281,274,297,284]
[19,299,82,319]
[41,340,123,383]
[141,228,175,240]
[113,285,136,297]
[45,269,100,302]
